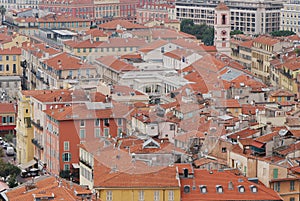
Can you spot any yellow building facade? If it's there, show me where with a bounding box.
[98,188,180,201]
[16,91,34,164]
[0,47,22,76]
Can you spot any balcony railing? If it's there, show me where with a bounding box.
[79,158,92,169]
[31,138,44,150]
[31,120,43,131]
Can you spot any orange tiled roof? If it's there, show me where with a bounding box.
[215,2,229,10]
[0,103,16,113]
[98,19,147,30]
[216,99,241,108]
[253,36,280,46]
[6,176,93,201]
[180,169,282,201]
[96,55,139,72]
[43,52,96,70]
[98,38,147,48]
[112,85,145,96]
[139,39,169,53]
[255,131,278,143]
[64,39,103,48]
[0,47,21,55]
[227,128,258,140]
[85,29,108,37]
[270,89,294,97]
[39,14,91,23]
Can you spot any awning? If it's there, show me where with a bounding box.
[72,163,80,169]
[18,159,37,170]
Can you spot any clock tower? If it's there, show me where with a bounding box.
[214,0,231,56]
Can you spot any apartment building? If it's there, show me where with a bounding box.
[0,47,21,76]
[175,0,283,35]
[93,0,120,20]
[39,0,94,19]
[281,0,300,33]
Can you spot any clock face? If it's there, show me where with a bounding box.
[221,30,227,36]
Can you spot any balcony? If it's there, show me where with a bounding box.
[79,158,92,169]
[31,120,43,131]
[31,138,43,150]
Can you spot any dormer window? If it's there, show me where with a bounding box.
[216,185,223,193]
[200,185,207,194]
[238,185,245,193]
[250,185,258,193]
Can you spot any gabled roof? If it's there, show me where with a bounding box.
[5,176,93,201]
[0,103,16,113]
[270,89,294,97]
[254,131,278,144]
[0,47,21,55]
[180,169,283,201]
[64,39,103,48]
[95,55,139,72]
[98,19,147,30]
[227,128,258,140]
[139,39,169,53]
[253,36,280,46]
[43,52,96,70]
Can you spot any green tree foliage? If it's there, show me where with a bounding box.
[180,19,214,46]
[0,159,20,181]
[4,133,14,143]
[270,30,295,37]
[7,174,18,188]
[230,30,244,36]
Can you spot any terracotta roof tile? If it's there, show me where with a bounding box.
[253,36,280,46]
[96,55,139,72]
[0,103,16,113]
[98,19,147,30]
[180,169,282,201]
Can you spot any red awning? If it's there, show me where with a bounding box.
[0,125,16,131]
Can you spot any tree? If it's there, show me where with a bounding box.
[4,133,14,143]
[180,20,215,45]
[230,30,244,36]
[7,174,18,188]
[270,30,295,37]
[0,160,20,181]
[0,6,6,24]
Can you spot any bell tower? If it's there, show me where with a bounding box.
[214,0,231,56]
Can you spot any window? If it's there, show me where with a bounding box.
[274,182,280,192]
[104,118,109,126]
[168,190,174,201]
[13,55,16,61]
[222,147,227,153]
[95,128,100,138]
[6,55,9,61]
[200,185,207,193]
[64,141,69,151]
[80,120,85,127]
[6,64,9,71]
[64,164,70,170]
[95,118,100,126]
[0,64,3,71]
[290,198,295,201]
[117,118,122,126]
[290,180,295,191]
[104,128,109,137]
[0,55,2,61]
[273,168,278,179]
[2,117,6,123]
[138,190,144,201]
[62,153,71,162]
[118,128,122,137]
[13,64,16,73]
[80,129,86,139]
[170,124,175,130]
[106,191,112,201]
[154,191,160,201]
[216,185,223,193]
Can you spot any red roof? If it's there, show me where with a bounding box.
[180,169,283,201]
[96,55,139,72]
[0,103,16,113]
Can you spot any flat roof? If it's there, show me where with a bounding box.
[52,29,77,36]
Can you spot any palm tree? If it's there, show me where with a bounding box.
[0,6,6,25]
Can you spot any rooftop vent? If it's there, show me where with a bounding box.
[199,185,207,193]
[238,185,245,193]
[216,185,223,193]
[250,185,258,193]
